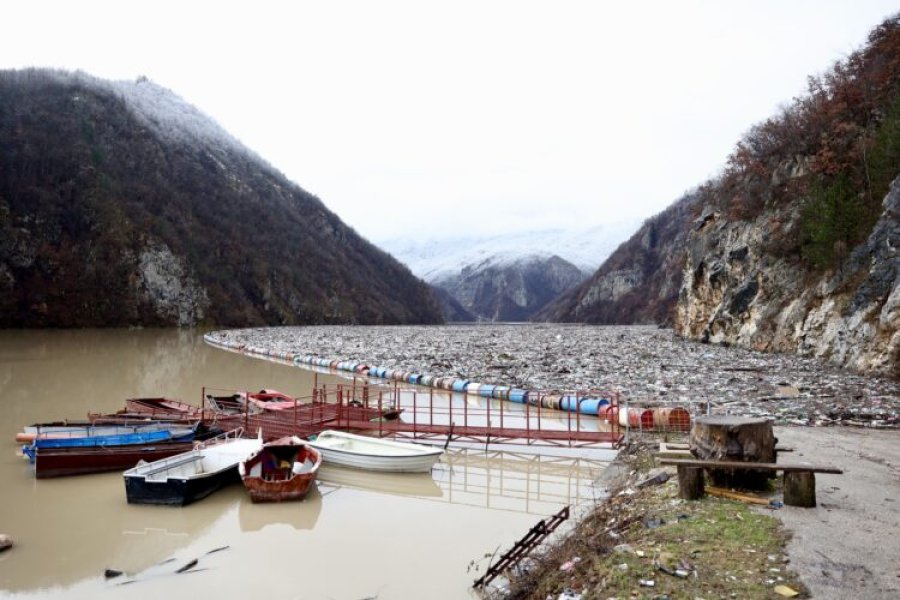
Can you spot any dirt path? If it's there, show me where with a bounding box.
[767,426,900,599]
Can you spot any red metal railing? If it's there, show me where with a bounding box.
[193,382,623,448]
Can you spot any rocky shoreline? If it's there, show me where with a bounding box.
[205,324,900,428]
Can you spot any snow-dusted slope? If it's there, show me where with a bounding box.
[379,221,641,283]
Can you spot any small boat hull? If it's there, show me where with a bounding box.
[240,437,322,503]
[123,432,262,506]
[34,442,195,478]
[124,465,242,506]
[307,430,443,474]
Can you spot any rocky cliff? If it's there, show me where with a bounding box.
[0,69,442,327]
[677,177,900,378]
[540,14,900,377]
[434,255,586,321]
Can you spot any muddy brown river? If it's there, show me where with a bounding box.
[0,329,613,599]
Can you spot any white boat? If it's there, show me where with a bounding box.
[123,429,263,506]
[306,430,443,473]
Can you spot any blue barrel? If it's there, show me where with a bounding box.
[478,384,496,398]
[509,389,528,403]
[408,374,421,384]
[560,395,578,412]
[451,379,469,393]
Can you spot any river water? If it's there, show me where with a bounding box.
[0,329,613,599]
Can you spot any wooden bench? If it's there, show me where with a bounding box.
[658,458,843,507]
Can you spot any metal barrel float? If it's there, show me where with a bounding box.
[652,406,691,431]
[451,379,469,393]
[477,384,496,398]
[508,389,528,403]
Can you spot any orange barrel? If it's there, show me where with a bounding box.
[600,405,617,422]
[440,377,455,390]
[669,407,692,431]
[652,406,692,431]
[641,409,655,429]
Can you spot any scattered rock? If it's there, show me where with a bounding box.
[637,470,671,488]
[0,534,12,552]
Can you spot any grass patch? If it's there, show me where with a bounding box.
[503,445,807,599]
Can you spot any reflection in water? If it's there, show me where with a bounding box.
[318,464,444,498]
[435,448,608,515]
[316,447,608,516]
[237,484,323,532]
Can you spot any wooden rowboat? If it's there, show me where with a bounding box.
[306,430,443,473]
[239,436,322,502]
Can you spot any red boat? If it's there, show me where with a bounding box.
[239,436,321,502]
[124,397,206,418]
[32,441,196,478]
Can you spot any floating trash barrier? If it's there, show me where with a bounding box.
[202,334,618,417]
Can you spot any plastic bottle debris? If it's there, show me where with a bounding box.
[559,557,581,572]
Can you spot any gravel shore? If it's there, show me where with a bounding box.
[206,324,900,427]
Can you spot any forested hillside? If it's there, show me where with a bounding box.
[0,69,443,327]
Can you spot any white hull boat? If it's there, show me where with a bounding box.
[123,430,263,506]
[307,430,443,473]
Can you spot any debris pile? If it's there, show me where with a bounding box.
[207,325,900,428]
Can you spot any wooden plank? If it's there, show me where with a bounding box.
[706,486,775,506]
[658,458,842,474]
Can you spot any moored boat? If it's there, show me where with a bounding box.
[32,441,196,478]
[123,430,262,506]
[306,430,443,473]
[239,436,321,502]
[22,424,198,461]
[124,397,205,417]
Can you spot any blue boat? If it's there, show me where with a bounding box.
[23,424,197,460]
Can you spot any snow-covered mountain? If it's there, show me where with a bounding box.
[379,221,641,283]
[378,221,640,321]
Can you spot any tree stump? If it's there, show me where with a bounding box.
[689,415,776,489]
[677,466,705,500]
[783,472,816,507]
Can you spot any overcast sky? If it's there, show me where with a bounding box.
[2,1,898,243]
